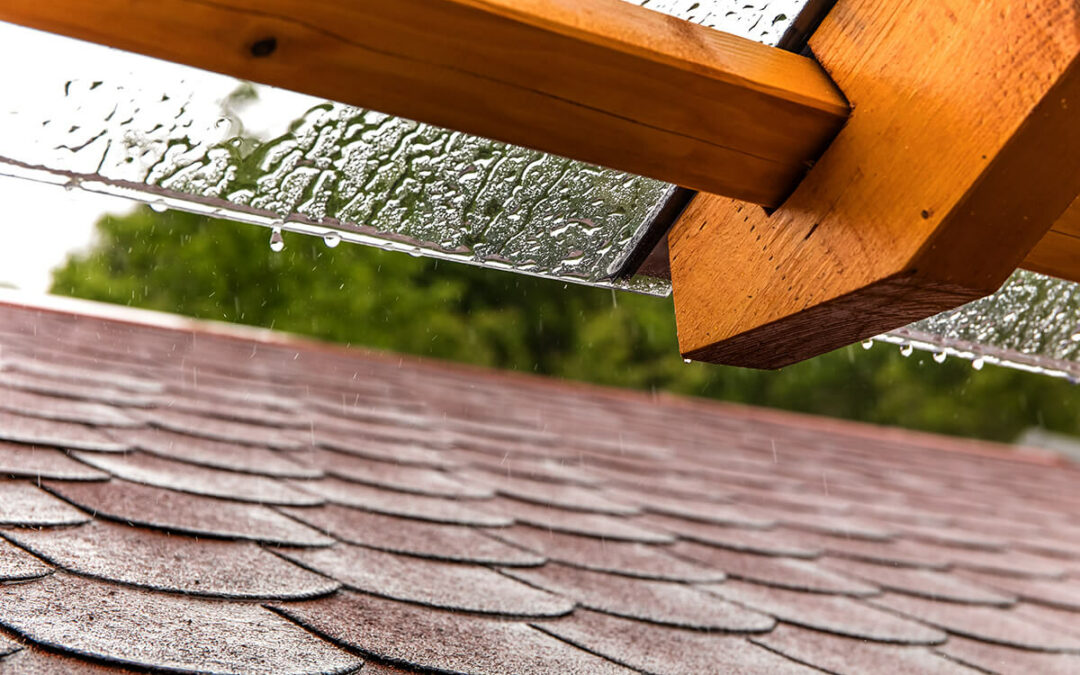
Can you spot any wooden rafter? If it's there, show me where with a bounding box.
[669,0,1080,368]
[0,0,848,206]
[1022,196,1080,284]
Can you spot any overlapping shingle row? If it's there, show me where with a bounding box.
[0,298,1078,673]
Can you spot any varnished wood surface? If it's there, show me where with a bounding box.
[0,0,848,205]
[1022,195,1080,283]
[669,0,1080,368]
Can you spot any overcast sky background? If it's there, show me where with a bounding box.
[0,178,127,292]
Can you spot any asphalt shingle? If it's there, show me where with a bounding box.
[0,299,1076,674]
[45,478,334,546]
[0,481,90,527]
[273,592,632,675]
[504,563,773,631]
[0,573,361,674]
[280,505,543,566]
[4,520,338,599]
[278,544,573,617]
[534,610,819,675]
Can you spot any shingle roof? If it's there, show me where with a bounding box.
[0,295,1078,673]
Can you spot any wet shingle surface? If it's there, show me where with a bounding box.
[0,299,1077,673]
[4,520,339,599]
[280,505,543,566]
[752,624,975,673]
[0,538,51,582]
[533,610,819,674]
[0,573,361,674]
[488,525,719,581]
[0,442,109,481]
[279,544,573,617]
[0,481,90,527]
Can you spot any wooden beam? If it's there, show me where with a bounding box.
[1021,195,1080,283]
[0,0,848,206]
[669,0,1080,369]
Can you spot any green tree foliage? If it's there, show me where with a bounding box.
[52,206,1080,442]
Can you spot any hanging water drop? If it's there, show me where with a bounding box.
[269,227,285,252]
[861,339,874,350]
[900,343,913,357]
[683,358,692,364]
[932,351,947,363]
[63,178,81,192]
[408,247,422,257]
[971,357,985,370]
[323,232,341,248]
[149,200,168,213]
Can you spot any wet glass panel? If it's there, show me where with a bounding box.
[636,0,809,41]
[879,271,1080,381]
[0,2,808,296]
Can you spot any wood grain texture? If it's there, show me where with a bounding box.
[670,0,1080,368]
[0,0,848,205]
[1022,195,1080,283]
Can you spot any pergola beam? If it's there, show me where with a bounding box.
[669,0,1080,368]
[0,0,848,206]
[1022,196,1080,284]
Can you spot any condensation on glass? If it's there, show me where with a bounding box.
[637,0,807,39]
[0,2,806,296]
[868,271,1080,381]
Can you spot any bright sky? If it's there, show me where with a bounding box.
[0,178,130,292]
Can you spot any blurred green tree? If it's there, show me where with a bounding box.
[52,206,1080,442]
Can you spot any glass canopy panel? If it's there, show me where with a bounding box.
[877,271,1080,381]
[0,2,808,296]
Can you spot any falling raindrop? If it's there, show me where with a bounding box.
[149,200,168,213]
[900,343,914,357]
[972,357,985,370]
[932,351,947,363]
[269,227,285,252]
[861,339,874,350]
[323,232,341,248]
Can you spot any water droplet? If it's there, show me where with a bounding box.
[323,232,341,248]
[861,339,874,350]
[900,344,913,357]
[971,357,985,370]
[149,200,168,213]
[63,178,81,192]
[269,227,285,252]
[683,358,692,364]
[408,247,422,258]
[932,351,947,363]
